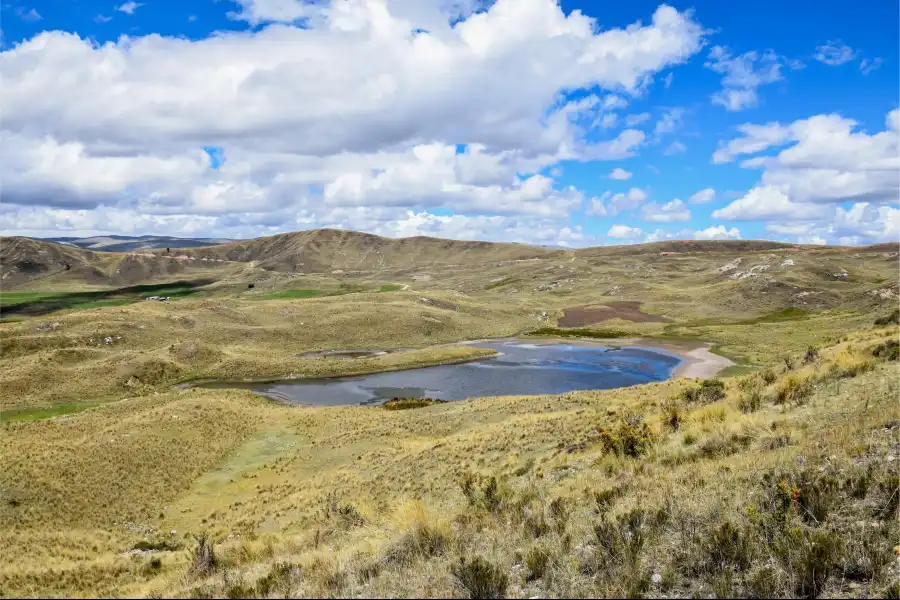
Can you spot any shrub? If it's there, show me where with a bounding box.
[796,474,839,524]
[589,485,626,515]
[682,432,697,446]
[803,346,820,364]
[738,388,762,413]
[598,414,656,458]
[794,529,841,599]
[190,533,217,577]
[872,339,899,361]
[524,546,550,582]
[679,379,725,404]
[761,369,778,384]
[697,432,753,459]
[457,473,506,512]
[874,309,899,326]
[591,508,647,571]
[318,492,365,528]
[451,555,509,599]
[703,520,753,572]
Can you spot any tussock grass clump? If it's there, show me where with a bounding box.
[451,555,508,599]
[775,371,815,404]
[383,501,450,566]
[825,351,876,379]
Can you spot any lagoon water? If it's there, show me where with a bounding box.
[196,340,681,406]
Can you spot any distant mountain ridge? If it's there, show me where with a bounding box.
[42,235,235,253]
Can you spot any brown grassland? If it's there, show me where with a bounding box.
[0,231,898,598]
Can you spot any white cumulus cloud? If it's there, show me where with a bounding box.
[0,0,707,243]
[694,225,741,240]
[608,168,632,180]
[607,224,643,239]
[687,187,715,204]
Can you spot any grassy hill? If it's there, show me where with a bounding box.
[0,229,897,598]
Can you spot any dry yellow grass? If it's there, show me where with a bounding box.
[1,325,897,598]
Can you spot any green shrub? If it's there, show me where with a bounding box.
[704,520,753,572]
[451,555,509,599]
[761,369,778,384]
[738,388,762,413]
[598,414,656,458]
[457,473,506,512]
[794,529,841,599]
[679,379,726,404]
[874,309,899,326]
[872,339,899,361]
[803,346,820,364]
[523,546,550,582]
[796,475,839,524]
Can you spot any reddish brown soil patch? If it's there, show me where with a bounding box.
[557,301,671,327]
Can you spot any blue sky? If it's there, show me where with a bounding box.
[1,0,897,246]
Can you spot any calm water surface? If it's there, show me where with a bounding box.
[196,340,681,406]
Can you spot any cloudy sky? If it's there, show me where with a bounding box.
[1,0,897,246]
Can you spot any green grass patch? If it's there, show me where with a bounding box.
[377,284,403,292]
[738,307,811,324]
[1,401,105,421]
[0,280,214,318]
[484,277,521,290]
[0,291,68,308]
[717,364,760,378]
[528,327,630,339]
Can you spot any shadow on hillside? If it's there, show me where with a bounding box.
[0,279,217,318]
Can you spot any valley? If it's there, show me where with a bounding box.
[0,230,898,598]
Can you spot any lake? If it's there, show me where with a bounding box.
[194,339,682,406]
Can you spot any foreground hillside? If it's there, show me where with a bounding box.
[1,323,897,598]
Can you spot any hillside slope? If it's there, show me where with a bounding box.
[167,228,563,272]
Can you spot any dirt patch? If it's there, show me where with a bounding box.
[419,297,459,311]
[557,301,671,327]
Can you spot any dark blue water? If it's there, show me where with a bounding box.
[196,340,681,406]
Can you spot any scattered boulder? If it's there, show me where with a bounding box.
[870,284,898,300]
[717,258,743,273]
[35,321,62,332]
